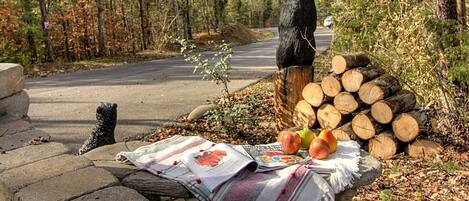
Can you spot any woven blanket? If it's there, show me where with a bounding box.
[117,135,350,201]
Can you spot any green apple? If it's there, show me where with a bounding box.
[296,128,316,149]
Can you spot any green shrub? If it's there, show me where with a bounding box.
[326,0,468,109]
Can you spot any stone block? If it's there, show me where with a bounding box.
[93,161,139,180]
[71,186,148,201]
[0,91,29,119]
[15,167,119,201]
[83,141,150,161]
[0,154,92,191]
[0,63,24,100]
[0,116,32,137]
[0,181,13,201]
[0,129,50,152]
[0,142,70,171]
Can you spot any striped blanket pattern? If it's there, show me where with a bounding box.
[117,135,335,201]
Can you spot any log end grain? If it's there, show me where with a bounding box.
[317,104,342,129]
[358,83,384,105]
[302,83,324,107]
[321,75,342,97]
[341,69,364,92]
[293,100,316,129]
[352,111,378,140]
[334,92,360,115]
[407,139,442,158]
[368,131,398,160]
[392,112,426,142]
[332,56,348,74]
[371,101,393,124]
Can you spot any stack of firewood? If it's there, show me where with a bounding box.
[293,52,442,160]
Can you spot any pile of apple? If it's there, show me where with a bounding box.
[277,129,337,160]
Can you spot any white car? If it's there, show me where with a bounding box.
[324,16,333,29]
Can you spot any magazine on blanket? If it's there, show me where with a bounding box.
[181,143,307,192]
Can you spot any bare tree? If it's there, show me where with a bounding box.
[97,0,108,56]
[39,0,54,61]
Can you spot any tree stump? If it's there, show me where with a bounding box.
[275,66,314,130]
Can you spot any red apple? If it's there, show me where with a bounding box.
[309,138,331,160]
[278,130,302,154]
[318,129,337,153]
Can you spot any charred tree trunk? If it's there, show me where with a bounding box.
[97,0,108,56]
[274,0,316,130]
[276,0,317,69]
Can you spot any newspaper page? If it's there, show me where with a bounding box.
[181,143,254,192]
[240,144,306,172]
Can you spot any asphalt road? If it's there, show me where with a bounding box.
[26,27,332,151]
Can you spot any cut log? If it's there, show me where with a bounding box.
[368,131,399,160]
[275,66,314,130]
[341,66,385,92]
[331,52,370,74]
[331,122,359,141]
[358,75,402,104]
[302,83,326,107]
[317,104,342,129]
[371,90,416,124]
[321,74,342,97]
[293,100,316,129]
[406,139,442,158]
[334,92,363,115]
[392,111,427,142]
[352,110,383,140]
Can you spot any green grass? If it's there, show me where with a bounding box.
[442,161,464,173]
[380,189,393,201]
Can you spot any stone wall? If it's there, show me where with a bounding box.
[0,63,29,119]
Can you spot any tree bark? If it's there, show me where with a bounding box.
[97,0,108,56]
[358,75,402,105]
[341,66,385,92]
[139,0,147,49]
[456,0,466,28]
[371,90,416,124]
[392,111,427,142]
[331,52,370,74]
[182,0,192,39]
[274,66,314,130]
[39,0,54,62]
